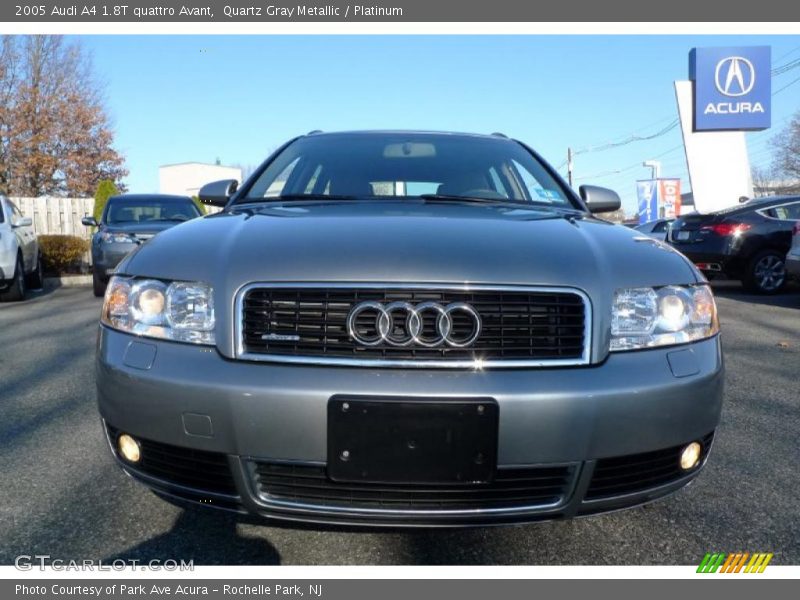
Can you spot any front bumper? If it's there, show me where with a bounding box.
[92,242,137,279]
[97,326,724,527]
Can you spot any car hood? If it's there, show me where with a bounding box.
[119,201,702,359]
[123,202,699,286]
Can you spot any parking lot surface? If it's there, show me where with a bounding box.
[1,283,798,565]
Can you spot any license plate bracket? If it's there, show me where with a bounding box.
[327,396,499,485]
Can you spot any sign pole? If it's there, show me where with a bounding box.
[567,147,574,187]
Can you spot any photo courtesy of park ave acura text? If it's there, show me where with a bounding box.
[1,32,799,567]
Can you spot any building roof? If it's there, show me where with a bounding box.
[109,193,193,202]
[159,162,241,169]
[305,130,512,140]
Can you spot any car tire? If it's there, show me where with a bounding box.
[743,250,788,294]
[93,270,107,298]
[0,255,26,302]
[25,253,44,290]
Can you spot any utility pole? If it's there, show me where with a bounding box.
[643,160,661,180]
[567,147,574,187]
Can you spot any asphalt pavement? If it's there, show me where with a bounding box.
[0,282,798,565]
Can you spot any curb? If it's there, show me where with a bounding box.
[44,275,93,289]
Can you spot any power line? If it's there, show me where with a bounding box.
[573,144,685,183]
[748,119,786,140]
[770,58,800,76]
[568,55,798,167]
[775,45,800,63]
[573,120,679,156]
[566,50,800,184]
[573,165,638,182]
[582,72,795,177]
[774,73,800,95]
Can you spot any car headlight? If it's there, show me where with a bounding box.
[101,276,215,345]
[610,284,718,351]
[99,231,137,244]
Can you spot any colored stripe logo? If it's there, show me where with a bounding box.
[697,552,773,573]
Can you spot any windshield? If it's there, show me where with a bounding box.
[105,199,200,224]
[240,134,575,208]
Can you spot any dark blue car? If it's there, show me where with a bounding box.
[82,194,202,296]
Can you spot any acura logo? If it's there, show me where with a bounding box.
[714,56,755,97]
[346,301,482,348]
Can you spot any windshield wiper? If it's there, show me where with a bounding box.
[417,194,511,204]
[420,194,587,222]
[258,194,363,202]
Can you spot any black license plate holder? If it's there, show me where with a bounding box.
[327,396,498,485]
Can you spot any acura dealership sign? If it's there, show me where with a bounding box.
[690,46,771,131]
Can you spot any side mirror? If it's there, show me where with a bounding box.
[13,216,33,228]
[199,179,238,207]
[579,185,622,214]
[81,216,98,227]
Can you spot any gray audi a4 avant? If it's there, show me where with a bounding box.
[97,131,723,527]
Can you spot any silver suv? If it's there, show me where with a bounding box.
[96,131,724,527]
[0,195,42,301]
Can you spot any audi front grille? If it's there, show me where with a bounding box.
[251,461,576,513]
[235,283,590,368]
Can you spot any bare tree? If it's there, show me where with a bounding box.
[601,208,629,224]
[233,163,259,181]
[751,164,779,197]
[771,110,800,194]
[0,35,127,197]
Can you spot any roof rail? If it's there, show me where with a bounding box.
[306,130,323,135]
[491,132,508,138]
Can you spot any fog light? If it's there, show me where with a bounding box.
[680,442,702,470]
[118,434,141,463]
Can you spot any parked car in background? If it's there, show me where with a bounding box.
[0,195,42,301]
[669,195,800,294]
[787,221,800,281]
[634,218,674,241]
[82,194,202,297]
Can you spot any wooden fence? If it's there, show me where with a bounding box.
[14,197,95,240]
[14,197,95,267]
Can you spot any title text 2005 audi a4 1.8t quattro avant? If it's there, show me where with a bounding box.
[96,131,723,527]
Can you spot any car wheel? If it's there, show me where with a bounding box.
[0,255,26,302]
[93,270,107,297]
[744,250,787,294]
[26,253,44,290]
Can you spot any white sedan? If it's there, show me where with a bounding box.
[634,218,674,242]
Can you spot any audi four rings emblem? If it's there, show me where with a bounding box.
[346,301,482,348]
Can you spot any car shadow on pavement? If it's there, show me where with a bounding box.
[710,280,800,309]
[102,508,283,565]
[0,286,57,306]
[398,529,506,564]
